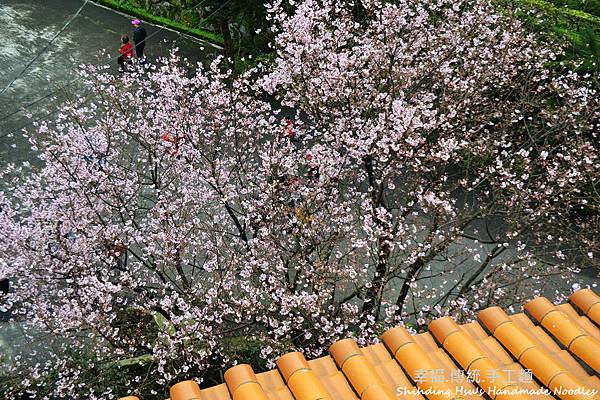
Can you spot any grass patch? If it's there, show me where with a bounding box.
[92,0,224,46]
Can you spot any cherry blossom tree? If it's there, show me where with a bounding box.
[0,0,598,397]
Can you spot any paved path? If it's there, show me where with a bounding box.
[1,0,596,368]
[0,0,217,171]
[0,0,217,361]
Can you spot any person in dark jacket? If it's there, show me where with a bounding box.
[131,19,147,62]
[0,278,8,320]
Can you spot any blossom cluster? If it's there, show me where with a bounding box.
[0,0,598,397]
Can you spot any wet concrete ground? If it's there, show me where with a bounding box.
[0,0,218,170]
[0,0,217,360]
[0,0,596,370]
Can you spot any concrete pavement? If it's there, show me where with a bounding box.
[0,0,217,362]
[0,0,217,172]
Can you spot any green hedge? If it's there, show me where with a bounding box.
[516,0,600,25]
[544,0,600,18]
[506,0,600,73]
[92,0,224,46]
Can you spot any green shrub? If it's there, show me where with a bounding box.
[0,346,165,399]
[502,0,600,73]
[93,0,224,45]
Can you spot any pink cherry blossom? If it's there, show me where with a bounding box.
[1,0,598,397]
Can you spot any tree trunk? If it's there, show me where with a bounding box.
[219,19,235,71]
[360,155,388,321]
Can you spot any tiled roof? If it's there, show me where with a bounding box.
[121,289,600,400]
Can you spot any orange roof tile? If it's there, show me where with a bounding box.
[479,307,590,400]
[525,297,600,373]
[570,289,600,328]
[277,352,329,400]
[120,289,600,400]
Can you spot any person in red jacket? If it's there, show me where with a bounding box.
[117,35,134,72]
[284,119,294,138]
